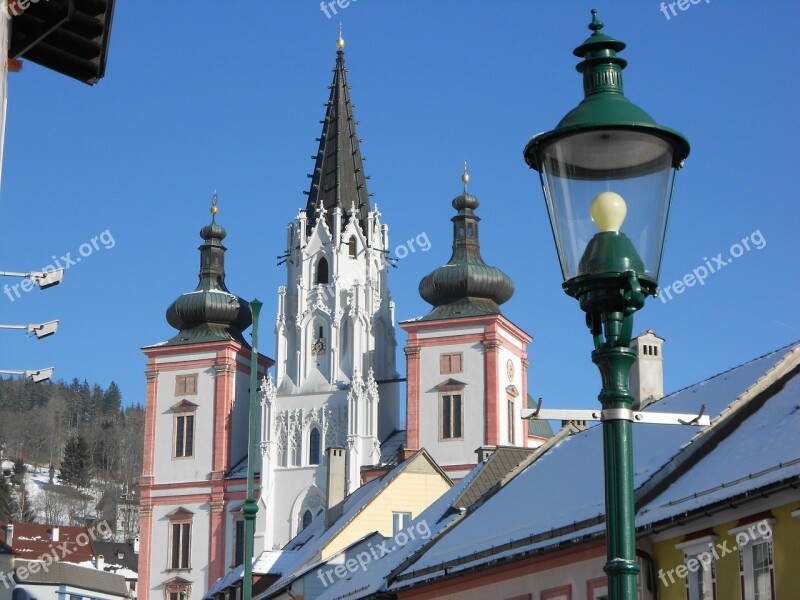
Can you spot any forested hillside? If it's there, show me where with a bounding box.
[0,376,144,529]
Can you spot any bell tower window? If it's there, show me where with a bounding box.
[309,428,321,465]
[316,257,329,284]
[348,236,357,258]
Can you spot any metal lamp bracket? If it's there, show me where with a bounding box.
[522,398,709,427]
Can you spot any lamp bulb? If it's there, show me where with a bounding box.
[590,191,627,232]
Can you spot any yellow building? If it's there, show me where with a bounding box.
[652,502,800,600]
[207,448,452,599]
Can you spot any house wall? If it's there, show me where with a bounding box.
[323,465,451,560]
[395,541,647,600]
[14,582,126,600]
[651,500,800,600]
[0,554,11,600]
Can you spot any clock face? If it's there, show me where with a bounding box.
[312,337,326,355]
[506,359,515,381]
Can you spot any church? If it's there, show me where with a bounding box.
[137,33,547,600]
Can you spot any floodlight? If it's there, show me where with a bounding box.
[31,320,59,339]
[0,320,59,339]
[31,269,64,289]
[0,367,54,383]
[25,368,54,383]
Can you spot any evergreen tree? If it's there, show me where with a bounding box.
[102,382,122,416]
[60,435,92,488]
[0,477,16,521]
[12,457,26,485]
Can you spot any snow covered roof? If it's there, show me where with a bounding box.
[13,559,128,596]
[315,440,565,599]
[0,522,97,564]
[256,449,450,599]
[385,342,800,589]
[378,429,406,465]
[638,363,800,526]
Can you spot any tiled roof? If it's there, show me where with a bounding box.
[0,522,96,564]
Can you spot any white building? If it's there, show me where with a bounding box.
[260,33,401,550]
[138,198,272,599]
[401,170,548,480]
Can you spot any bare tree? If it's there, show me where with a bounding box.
[35,487,70,525]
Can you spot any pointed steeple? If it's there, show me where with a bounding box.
[418,166,514,320]
[165,193,252,345]
[305,31,371,237]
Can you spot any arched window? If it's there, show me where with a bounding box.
[348,236,357,258]
[302,509,313,530]
[309,428,321,465]
[316,257,329,284]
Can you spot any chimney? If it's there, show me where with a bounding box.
[475,446,496,462]
[629,330,664,410]
[5,524,13,547]
[133,535,140,553]
[97,554,105,571]
[395,445,416,463]
[50,526,59,542]
[325,447,346,529]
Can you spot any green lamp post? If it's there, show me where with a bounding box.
[523,10,689,600]
[243,298,262,600]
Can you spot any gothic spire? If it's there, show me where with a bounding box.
[305,32,371,236]
[418,168,514,320]
[165,193,252,345]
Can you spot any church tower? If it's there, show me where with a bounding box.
[260,33,400,549]
[401,168,539,480]
[138,197,272,600]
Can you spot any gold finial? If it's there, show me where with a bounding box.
[337,22,345,49]
[462,159,470,192]
[211,190,218,216]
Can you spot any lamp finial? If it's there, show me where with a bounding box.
[589,9,604,33]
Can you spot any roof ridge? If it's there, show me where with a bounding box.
[634,344,800,510]
[653,340,799,402]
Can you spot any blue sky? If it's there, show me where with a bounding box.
[1,1,798,417]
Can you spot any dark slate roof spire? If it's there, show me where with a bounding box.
[305,32,371,236]
[165,193,252,345]
[418,166,514,321]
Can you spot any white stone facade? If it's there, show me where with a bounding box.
[262,204,400,549]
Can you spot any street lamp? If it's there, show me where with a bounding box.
[243,298,262,600]
[0,320,59,339]
[523,10,689,600]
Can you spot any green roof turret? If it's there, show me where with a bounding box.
[165,193,252,345]
[418,165,514,320]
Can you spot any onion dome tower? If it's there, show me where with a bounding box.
[165,193,252,345]
[419,164,514,320]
